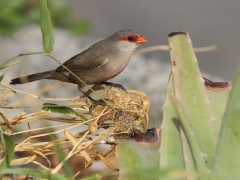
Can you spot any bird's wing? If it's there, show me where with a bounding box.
[56,41,111,72]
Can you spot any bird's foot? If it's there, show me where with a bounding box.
[90,99,106,105]
[82,91,112,105]
[102,82,126,90]
[88,98,113,115]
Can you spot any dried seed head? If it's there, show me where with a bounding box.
[91,87,149,135]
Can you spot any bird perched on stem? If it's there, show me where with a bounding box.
[10,29,147,104]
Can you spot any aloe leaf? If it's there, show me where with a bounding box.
[180,129,196,178]
[116,129,161,180]
[205,81,231,135]
[169,95,208,179]
[40,0,54,53]
[42,103,87,121]
[159,74,185,176]
[211,66,240,179]
[168,32,216,169]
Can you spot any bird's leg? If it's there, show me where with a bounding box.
[102,82,126,90]
[80,84,103,98]
[78,85,108,105]
[82,91,106,105]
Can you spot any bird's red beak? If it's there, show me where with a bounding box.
[136,36,147,44]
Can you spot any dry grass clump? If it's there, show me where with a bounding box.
[0,82,149,178]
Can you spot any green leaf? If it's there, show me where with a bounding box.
[0,74,4,82]
[0,132,14,170]
[206,86,231,136]
[211,66,240,180]
[42,103,87,121]
[168,32,216,169]
[169,95,208,179]
[159,74,185,176]
[116,137,160,180]
[40,0,54,53]
[1,168,69,180]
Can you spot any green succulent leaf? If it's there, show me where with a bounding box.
[169,95,208,179]
[159,74,185,175]
[168,32,216,169]
[206,86,231,136]
[211,66,240,180]
[116,136,160,180]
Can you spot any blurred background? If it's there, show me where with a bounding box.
[67,0,240,81]
[1,0,240,80]
[1,0,240,178]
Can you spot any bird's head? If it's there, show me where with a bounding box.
[109,30,147,53]
[117,29,147,45]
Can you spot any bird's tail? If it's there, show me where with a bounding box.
[10,71,53,85]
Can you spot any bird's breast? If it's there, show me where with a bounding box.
[103,56,130,78]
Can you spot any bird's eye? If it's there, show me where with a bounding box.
[128,36,134,41]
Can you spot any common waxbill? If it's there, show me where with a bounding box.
[10,29,147,104]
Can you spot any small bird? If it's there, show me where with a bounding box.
[10,30,147,104]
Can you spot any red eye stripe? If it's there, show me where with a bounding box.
[118,35,139,42]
